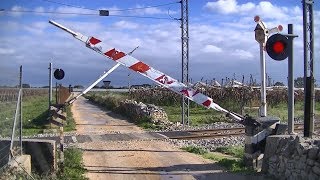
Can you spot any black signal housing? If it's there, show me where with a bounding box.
[266,34,289,61]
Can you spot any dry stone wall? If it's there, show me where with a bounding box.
[119,99,171,126]
[262,135,320,180]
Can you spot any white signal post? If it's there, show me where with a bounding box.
[254,16,282,117]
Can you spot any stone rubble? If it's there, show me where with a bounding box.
[263,135,320,180]
[167,136,245,151]
[119,99,171,126]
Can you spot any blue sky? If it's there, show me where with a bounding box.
[0,0,319,87]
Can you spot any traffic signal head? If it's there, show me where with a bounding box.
[54,69,65,80]
[266,34,288,61]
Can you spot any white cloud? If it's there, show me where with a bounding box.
[55,6,96,17]
[0,48,15,55]
[202,45,222,53]
[34,6,45,13]
[204,0,254,14]
[113,21,139,29]
[131,5,177,15]
[9,6,25,17]
[231,49,254,59]
[204,0,291,20]
[24,22,49,34]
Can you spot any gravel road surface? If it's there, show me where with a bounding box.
[71,96,268,180]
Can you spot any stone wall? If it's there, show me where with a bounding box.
[262,135,320,180]
[119,99,171,126]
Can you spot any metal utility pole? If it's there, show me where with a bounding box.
[180,0,190,126]
[19,65,22,155]
[49,63,53,108]
[287,24,298,134]
[303,0,315,138]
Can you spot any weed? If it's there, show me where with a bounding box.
[215,145,244,159]
[182,145,250,173]
[57,148,88,180]
[181,146,207,155]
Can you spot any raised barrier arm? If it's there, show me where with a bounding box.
[49,20,243,122]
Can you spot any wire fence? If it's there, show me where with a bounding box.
[0,66,22,170]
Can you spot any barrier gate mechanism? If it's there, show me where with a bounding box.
[49,20,287,170]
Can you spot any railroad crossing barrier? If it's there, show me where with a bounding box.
[243,116,287,171]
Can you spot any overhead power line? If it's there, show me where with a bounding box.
[0,9,176,20]
[108,1,180,12]
[37,0,179,12]
[38,0,97,11]
[1,9,99,15]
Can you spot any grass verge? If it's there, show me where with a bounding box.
[22,95,50,135]
[57,148,88,180]
[181,145,251,173]
[162,105,230,125]
[64,106,76,132]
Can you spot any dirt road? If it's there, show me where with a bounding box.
[71,96,267,180]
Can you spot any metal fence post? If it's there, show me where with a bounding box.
[19,65,22,155]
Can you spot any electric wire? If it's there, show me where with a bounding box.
[1,9,177,20]
[1,9,99,16]
[107,1,180,12]
[37,0,179,12]
[109,14,174,20]
[38,0,97,11]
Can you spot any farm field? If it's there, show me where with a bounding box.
[0,88,75,136]
[87,87,320,125]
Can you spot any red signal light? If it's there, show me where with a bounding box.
[266,34,288,61]
[272,41,285,54]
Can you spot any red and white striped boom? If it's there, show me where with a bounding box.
[49,20,243,122]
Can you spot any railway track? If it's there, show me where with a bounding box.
[164,123,320,140]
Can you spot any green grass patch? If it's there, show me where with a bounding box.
[182,145,250,173]
[244,101,320,122]
[64,106,76,132]
[181,146,208,155]
[57,148,88,180]
[162,105,230,125]
[215,145,244,159]
[0,91,76,136]
[217,158,248,172]
[22,95,50,136]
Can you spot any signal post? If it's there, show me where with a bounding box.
[265,25,298,134]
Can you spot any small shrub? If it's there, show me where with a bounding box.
[181,146,207,155]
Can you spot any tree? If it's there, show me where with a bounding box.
[74,85,84,89]
[294,77,304,88]
[274,81,285,86]
[22,84,31,88]
[294,77,317,88]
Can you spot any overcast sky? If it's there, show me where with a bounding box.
[0,0,319,87]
